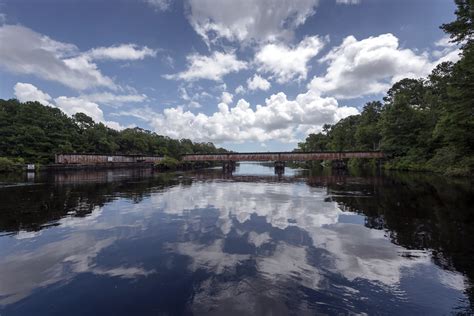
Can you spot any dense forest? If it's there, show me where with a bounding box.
[296,0,473,176]
[0,99,226,165]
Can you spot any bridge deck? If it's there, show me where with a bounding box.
[182,151,384,162]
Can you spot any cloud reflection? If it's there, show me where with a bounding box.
[0,171,469,313]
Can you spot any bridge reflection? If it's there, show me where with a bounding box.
[188,170,387,186]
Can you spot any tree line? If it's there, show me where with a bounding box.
[0,99,226,165]
[295,0,473,176]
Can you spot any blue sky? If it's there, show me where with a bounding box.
[0,0,460,151]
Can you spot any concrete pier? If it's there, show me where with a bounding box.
[331,159,347,169]
[222,161,236,173]
[274,161,285,175]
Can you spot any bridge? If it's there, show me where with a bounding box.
[182,151,385,173]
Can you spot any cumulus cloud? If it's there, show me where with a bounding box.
[119,90,358,143]
[255,36,325,83]
[234,85,245,95]
[186,0,319,45]
[86,44,157,61]
[247,74,271,91]
[13,82,126,130]
[309,33,461,99]
[54,96,106,123]
[14,82,53,106]
[164,51,247,81]
[220,91,233,104]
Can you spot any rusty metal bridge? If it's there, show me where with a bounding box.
[182,151,384,162]
[182,151,385,174]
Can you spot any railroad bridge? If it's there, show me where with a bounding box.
[182,151,385,174]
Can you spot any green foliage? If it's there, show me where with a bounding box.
[0,99,226,164]
[0,157,23,173]
[155,156,182,171]
[297,133,328,152]
[355,101,382,150]
[440,0,473,46]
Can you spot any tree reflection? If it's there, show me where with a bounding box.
[318,172,474,312]
[0,169,181,233]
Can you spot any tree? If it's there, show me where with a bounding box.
[383,78,426,107]
[298,133,328,152]
[355,101,383,150]
[440,0,473,46]
[434,47,474,153]
[326,115,360,151]
[73,113,95,130]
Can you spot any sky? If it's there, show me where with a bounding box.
[0,0,460,151]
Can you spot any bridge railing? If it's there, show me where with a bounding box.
[182,151,384,162]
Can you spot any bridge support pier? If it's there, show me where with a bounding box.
[222,161,236,173]
[331,159,347,170]
[376,159,384,172]
[274,161,285,175]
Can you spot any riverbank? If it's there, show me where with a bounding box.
[0,155,219,173]
[290,157,473,177]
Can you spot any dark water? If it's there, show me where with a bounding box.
[0,163,473,315]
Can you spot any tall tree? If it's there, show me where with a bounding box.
[440,0,473,46]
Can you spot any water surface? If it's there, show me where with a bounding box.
[0,164,472,315]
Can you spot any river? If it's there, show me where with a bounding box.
[0,163,472,315]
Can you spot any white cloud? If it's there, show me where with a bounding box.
[255,36,325,83]
[14,82,53,106]
[432,35,461,62]
[86,44,157,61]
[186,0,319,45]
[247,74,271,91]
[220,91,233,104]
[309,33,461,99]
[234,85,245,95]
[0,25,116,90]
[144,0,172,11]
[0,25,156,91]
[162,55,175,68]
[55,96,106,123]
[434,36,456,48]
[178,85,216,108]
[79,92,148,106]
[62,55,118,90]
[164,51,247,81]
[119,89,358,143]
